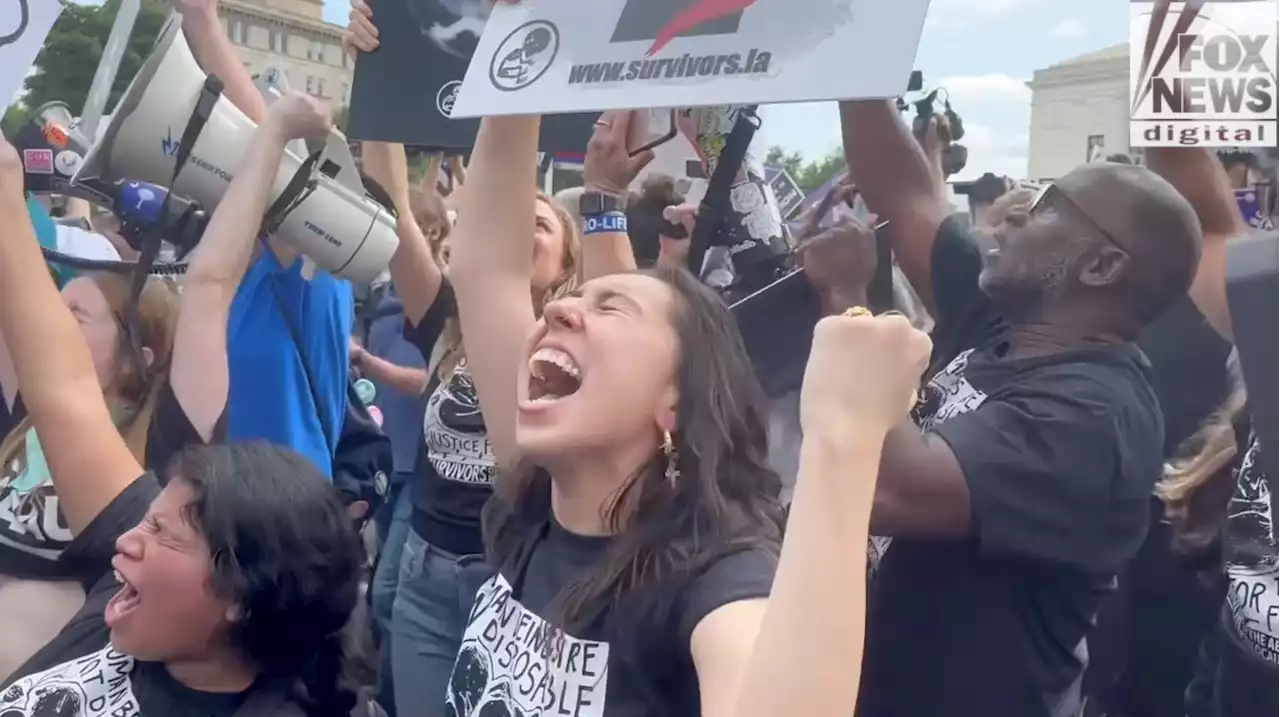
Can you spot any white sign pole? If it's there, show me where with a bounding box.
[79,0,142,139]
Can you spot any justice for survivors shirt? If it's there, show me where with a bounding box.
[0,383,216,581]
[856,217,1165,717]
[1082,296,1233,717]
[1224,435,1278,664]
[402,280,493,556]
[0,477,286,717]
[444,491,776,717]
[1207,433,1279,717]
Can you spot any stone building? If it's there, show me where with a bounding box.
[216,0,352,105]
[1026,43,1132,182]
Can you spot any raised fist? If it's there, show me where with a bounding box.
[266,92,333,142]
[801,311,931,437]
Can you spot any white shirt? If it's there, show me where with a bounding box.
[54,225,121,262]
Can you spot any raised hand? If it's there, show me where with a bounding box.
[797,212,879,306]
[344,0,378,56]
[349,338,368,366]
[655,202,698,266]
[265,92,333,142]
[797,175,857,241]
[801,311,931,438]
[663,202,699,236]
[168,0,218,17]
[0,129,23,200]
[583,110,656,196]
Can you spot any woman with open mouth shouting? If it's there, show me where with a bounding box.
[438,110,934,717]
[0,103,365,717]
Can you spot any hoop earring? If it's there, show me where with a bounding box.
[661,431,679,487]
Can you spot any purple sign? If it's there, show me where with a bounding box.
[1236,187,1276,230]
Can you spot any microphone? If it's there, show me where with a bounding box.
[110,180,207,258]
[116,181,167,225]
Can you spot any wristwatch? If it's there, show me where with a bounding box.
[578,190,625,216]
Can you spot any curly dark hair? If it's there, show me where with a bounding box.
[169,443,364,717]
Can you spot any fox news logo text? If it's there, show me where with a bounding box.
[1130,1,1278,147]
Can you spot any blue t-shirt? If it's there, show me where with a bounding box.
[227,249,353,476]
[28,195,66,285]
[366,287,428,474]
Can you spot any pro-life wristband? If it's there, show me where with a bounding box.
[582,211,628,235]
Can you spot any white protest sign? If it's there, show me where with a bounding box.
[451,0,933,117]
[1,0,63,112]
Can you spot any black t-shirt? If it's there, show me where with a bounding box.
[1084,297,1232,717]
[1218,435,1280,665]
[0,475,288,717]
[443,500,775,717]
[402,281,493,556]
[1203,433,1279,717]
[1137,296,1233,456]
[0,392,25,441]
[0,382,218,580]
[857,218,1166,717]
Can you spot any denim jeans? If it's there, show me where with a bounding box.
[372,481,414,635]
[389,527,492,717]
[371,480,413,717]
[374,475,411,548]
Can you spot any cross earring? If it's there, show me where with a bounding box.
[662,431,679,487]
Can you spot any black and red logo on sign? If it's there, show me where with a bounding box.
[611,0,761,56]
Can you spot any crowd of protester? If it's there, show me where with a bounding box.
[0,0,1275,716]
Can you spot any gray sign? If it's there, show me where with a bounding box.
[768,168,804,219]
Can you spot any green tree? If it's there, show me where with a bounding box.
[333,104,350,133]
[1,104,31,136]
[764,145,846,195]
[22,0,169,117]
[764,146,804,180]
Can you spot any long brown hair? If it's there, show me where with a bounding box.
[483,266,784,660]
[0,273,179,470]
[1159,387,1249,556]
[434,193,581,378]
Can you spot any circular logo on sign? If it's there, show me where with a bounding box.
[488,20,559,92]
[436,80,462,117]
[54,150,81,177]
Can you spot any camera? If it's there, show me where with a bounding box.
[897,71,968,177]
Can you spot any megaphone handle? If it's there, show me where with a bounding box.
[262,151,323,236]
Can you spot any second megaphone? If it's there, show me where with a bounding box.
[72,15,396,283]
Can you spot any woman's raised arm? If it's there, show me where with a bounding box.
[446,116,543,470]
[362,141,444,325]
[0,135,140,535]
[170,93,334,441]
[692,313,933,717]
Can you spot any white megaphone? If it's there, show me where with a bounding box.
[73,15,397,283]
